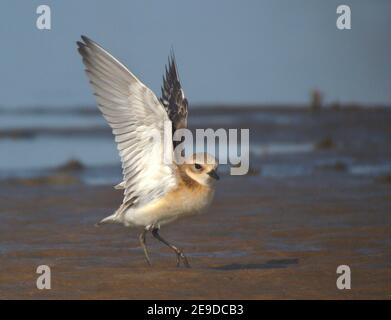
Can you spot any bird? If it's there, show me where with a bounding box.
[76,36,219,267]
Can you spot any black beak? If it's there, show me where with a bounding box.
[207,169,220,180]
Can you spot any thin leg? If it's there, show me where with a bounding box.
[139,229,152,266]
[151,228,190,268]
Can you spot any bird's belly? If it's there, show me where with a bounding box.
[123,188,215,227]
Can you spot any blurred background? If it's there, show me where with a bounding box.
[0,0,390,184]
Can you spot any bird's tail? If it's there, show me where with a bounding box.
[95,204,127,226]
[96,213,118,226]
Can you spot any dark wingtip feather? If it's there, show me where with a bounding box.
[77,43,90,59]
[76,41,85,50]
[160,49,188,133]
[81,35,90,43]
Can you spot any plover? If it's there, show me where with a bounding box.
[77,36,219,267]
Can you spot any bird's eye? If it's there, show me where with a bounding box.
[194,163,202,170]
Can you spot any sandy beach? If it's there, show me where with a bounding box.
[0,169,390,299]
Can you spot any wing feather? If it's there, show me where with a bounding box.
[77,36,177,208]
[160,51,188,136]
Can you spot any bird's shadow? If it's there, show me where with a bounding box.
[212,258,299,271]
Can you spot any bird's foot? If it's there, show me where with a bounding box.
[176,251,191,268]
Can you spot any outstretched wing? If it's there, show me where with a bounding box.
[160,52,188,134]
[77,36,177,208]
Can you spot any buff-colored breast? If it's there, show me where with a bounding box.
[124,175,215,227]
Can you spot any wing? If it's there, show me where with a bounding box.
[77,36,177,208]
[160,51,188,134]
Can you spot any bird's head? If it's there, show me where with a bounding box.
[181,153,219,187]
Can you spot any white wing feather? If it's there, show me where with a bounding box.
[77,36,177,208]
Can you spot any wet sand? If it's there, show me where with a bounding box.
[1,173,390,299]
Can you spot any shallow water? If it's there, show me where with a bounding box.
[0,113,104,130]
[0,136,117,170]
[1,107,390,184]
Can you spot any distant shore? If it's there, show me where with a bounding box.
[1,103,391,116]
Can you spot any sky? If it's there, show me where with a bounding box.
[0,0,390,108]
